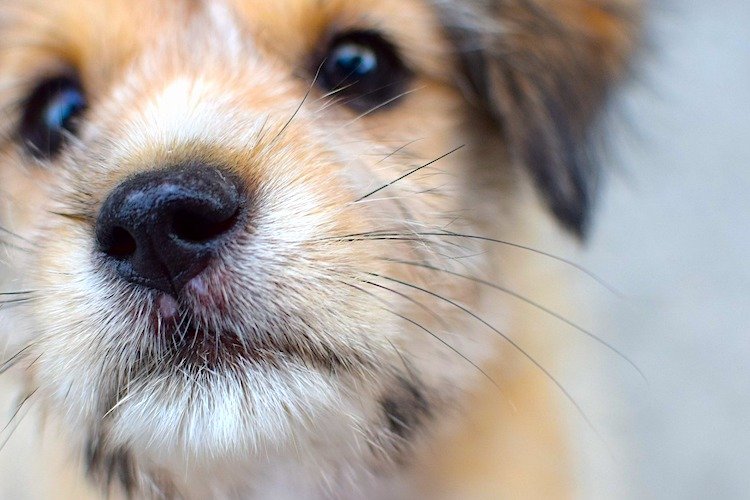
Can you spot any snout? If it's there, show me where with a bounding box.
[95,164,246,294]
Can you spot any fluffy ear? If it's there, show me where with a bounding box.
[439,0,641,236]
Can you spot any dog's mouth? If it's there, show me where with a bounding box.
[139,280,354,373]
[151,294,262,367]
[146,292,287,369]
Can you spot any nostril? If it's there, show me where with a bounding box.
[95,164,245,294]
[104,226,137,259]
[172,207,241,244]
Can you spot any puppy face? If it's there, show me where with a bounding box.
[0,0,638,496]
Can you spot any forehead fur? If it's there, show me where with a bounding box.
[0,0,452,83]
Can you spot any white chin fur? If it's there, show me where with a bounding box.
[106,364,350,460]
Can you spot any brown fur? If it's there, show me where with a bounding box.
[0,0,640,498]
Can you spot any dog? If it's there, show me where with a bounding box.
[0,0,640,498]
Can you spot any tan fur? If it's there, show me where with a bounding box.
[0,0,640,498]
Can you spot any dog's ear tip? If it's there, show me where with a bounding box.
[531,164,593,239]
[523,131,598,239]
[550,196,590,239]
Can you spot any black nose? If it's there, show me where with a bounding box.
[96,164,244,294]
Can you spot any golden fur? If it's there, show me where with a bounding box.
[0,0,640,498]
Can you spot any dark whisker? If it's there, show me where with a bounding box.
[387,309,504,393]
[25,353,43,371]
[344,281,508,399]
[383,258,646,381]
[1,388,37,434]
[359,279,450,330]
[0,226,34,245]
[368,272,600,435]
[0,297,36,309]
[0,343,35,375]
[328,229,620,294]
[322,235,474,273]
[0,388,38,454]
[50,211,93,224]
[385,338,419,388]
[355,145,465,202]
[267,60,325,147]
[417,230,622,294]
[372,139,422,166]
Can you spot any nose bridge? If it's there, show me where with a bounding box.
[90,57,317,218]
[119,62,299,163]
[141,75,255,148]
[94,9,310,185]
[129,8,292,147]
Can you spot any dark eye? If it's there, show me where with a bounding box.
[319,31,411,112]
[19,76,87,159]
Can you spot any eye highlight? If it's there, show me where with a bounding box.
[318,31,411,112]
[19,76,87,159]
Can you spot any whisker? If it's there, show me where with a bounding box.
[327,230,619,294]
[372,139,422,166]
[311,55,406,110]
[0,343,35,375]
[420,230,622,294]
[359,279,450,330]
[0,297,36,309]
[316,80,413,115]
[384,338,419,387]
[344,281,513,408]
[355,145,465,202]
[0,290,37,296]
[312,81,357,103]
[0,226,37,251]
[326,86,425,138]
[0,388,38,454]
[25,353,44,371]
[319,234,482,255]
[0,239,31,253]
[1,388,37,434]
[267,60,325,147]
[383,258,646,381]
[387,309,504,392]
[102,385,139,419]
[49,211,93,225]
[368,272,600,435]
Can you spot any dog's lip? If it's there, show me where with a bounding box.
[148,278,288,368]
[150,293,261,366]
[157,293,180,323]
[143,275,355,372]
[154,271,229,324]
[147,271,255,364]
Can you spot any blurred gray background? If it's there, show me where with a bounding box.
[565,1,750,498]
